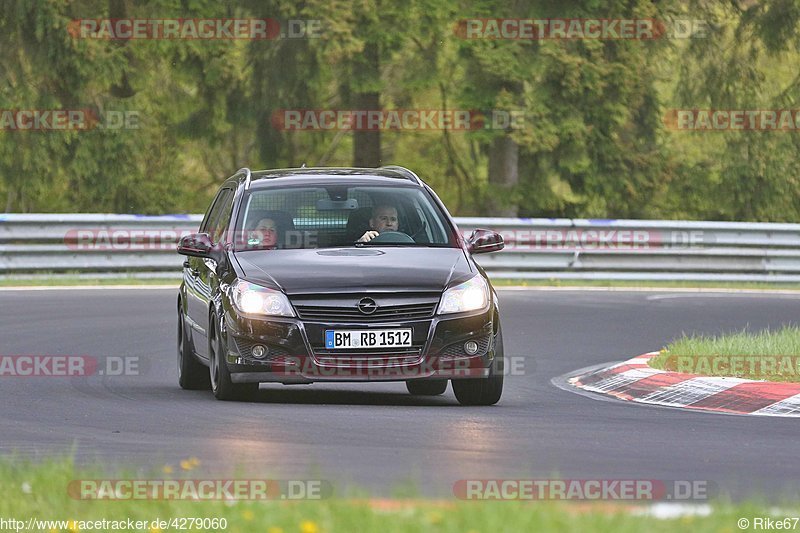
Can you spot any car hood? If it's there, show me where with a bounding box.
[234,247,473,295]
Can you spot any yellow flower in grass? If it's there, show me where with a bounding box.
[300,520,319,533]
[68,520,80,532]
[162,464,173,474]
[267,527,283,533]
[180,457,200,471]
[243,510,255,521]
[150,526,162,533]
[427,511,443,525]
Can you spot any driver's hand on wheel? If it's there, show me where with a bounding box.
[358,230,379,243]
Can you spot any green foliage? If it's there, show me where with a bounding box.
[0,0,798,220]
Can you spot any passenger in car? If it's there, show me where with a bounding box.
[248,217,280,249]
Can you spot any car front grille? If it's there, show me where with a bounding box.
[312,347,424,367]
[294,302,437,322]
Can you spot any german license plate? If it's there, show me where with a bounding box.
[325,329,412,349]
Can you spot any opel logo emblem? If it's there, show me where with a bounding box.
[357,297,378,315]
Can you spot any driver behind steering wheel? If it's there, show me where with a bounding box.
[357,205,402,243]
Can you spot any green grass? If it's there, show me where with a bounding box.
[0,457,788,532]
[650,326,800,382]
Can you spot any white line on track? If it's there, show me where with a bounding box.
[644,292,800,300]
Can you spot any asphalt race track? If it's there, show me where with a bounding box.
[2,287,799,501]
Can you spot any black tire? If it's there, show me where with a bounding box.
[452,328,504,406]
[178,308,210,390]
[406,379,448,396]
[208,313,259,401]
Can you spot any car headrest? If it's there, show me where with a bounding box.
[246,209,295,232]
[345,207,374,242]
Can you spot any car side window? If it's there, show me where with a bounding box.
[200,189,227,233]
[204,188,234,244]
[213,190,236,244]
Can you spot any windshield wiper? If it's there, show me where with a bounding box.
[354,242,446,247]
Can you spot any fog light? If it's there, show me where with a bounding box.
[464,340,479,355]
[252,345,268,359]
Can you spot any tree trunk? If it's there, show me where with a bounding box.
[108,0,135,98]
[5,189,13,212]
[352,42,381,167]
[486,135,519,216]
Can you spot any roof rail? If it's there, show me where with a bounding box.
[379,165,423,185]
[238,167,252,190]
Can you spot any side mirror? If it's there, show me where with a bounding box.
[177,233,224,263]
[467,229,504,254]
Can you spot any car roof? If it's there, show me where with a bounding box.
[241,167,425,189]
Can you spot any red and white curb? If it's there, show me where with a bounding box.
[568,353,800,417]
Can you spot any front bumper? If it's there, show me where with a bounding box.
[222,307,498,383]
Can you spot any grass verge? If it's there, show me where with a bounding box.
[0,277,179,287]
[650,326,800,382]
[0,457,786,532]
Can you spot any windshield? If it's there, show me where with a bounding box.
[234,184,457,251]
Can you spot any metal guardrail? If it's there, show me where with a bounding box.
[2,214,800,282]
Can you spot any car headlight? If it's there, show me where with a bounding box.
[231,280,295,317]
[438,276,489,315]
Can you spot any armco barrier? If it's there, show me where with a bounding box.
[2,214,800,282]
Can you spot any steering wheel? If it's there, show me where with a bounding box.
[367,231,415,244]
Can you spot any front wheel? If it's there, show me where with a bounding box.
[178,309,210,390]
[406,379,448,396]
[452,328,504,406]
[209,313,258,401]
